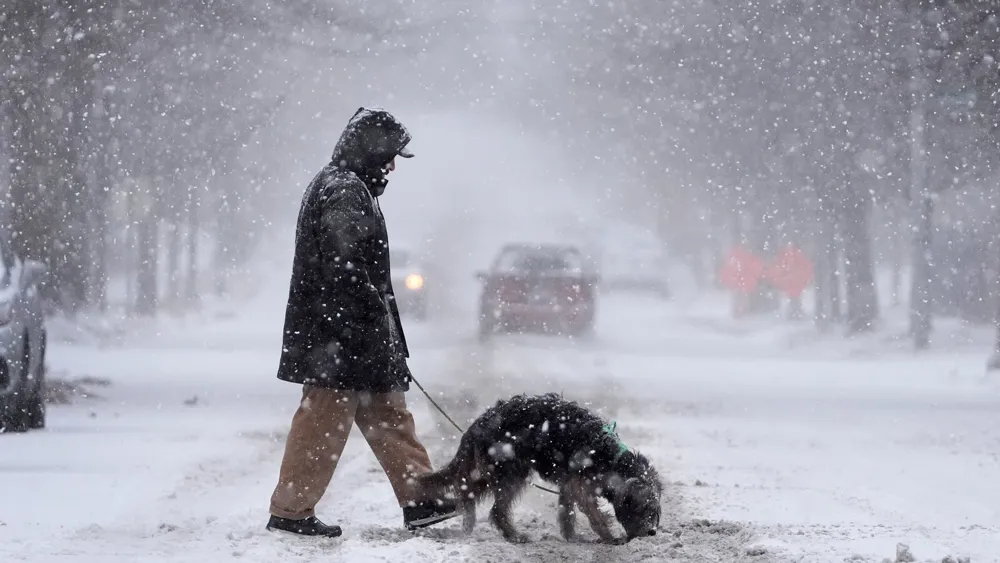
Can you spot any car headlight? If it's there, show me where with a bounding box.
[0,301,13,325]
[405,274,424,290]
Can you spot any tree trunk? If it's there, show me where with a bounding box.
[91,179,110,313]
[988,223,1000,370]
[166,222,181,306]
[814,198,838,331]
[890,250,903,308]
[134,217,159,317]
[5,2,104,313]
[185,188,200,306]
[813,252,828,330]
[213,180,234,297]
[214,223,228,297]
[909,194,934,349]
[741,202,779,317]
[711,234,725,290]
[6,3,56,304]
[124,188,135,314]
[88,77,114,313]
[842,187,879,333]
[829,218,843,325]
[7,37,56,302]
[908,19,931,349]
[63,49,94,312]
[7,86,50,261]
[989,309,1000,371]
[888,200,905,308]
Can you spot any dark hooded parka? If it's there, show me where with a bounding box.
[277,107,415,392]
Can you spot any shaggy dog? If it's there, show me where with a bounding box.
[417,393,662,544]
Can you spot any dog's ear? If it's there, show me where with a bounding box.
[639,463,664,496]
[624,477,641,498]
[601,474,628,502]
[606,476,639,503]
[627,452,664,494]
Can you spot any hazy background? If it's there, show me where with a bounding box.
[2,0,999,349]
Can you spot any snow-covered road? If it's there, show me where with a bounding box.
[2,287,998,562]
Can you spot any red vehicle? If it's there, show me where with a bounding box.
[476,244,598,340]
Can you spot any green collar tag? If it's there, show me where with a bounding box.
[602,420,630,460]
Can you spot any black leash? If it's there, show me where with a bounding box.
[410,375,560,496]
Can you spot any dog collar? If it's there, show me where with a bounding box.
[602,421,630,460]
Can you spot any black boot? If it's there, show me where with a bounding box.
[403,500,458,530]
[266,515,343,538]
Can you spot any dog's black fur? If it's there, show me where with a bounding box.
[417,393,662,543]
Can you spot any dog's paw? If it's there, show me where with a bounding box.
[504,532,531,544]
[600,535,628,546]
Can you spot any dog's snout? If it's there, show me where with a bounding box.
[648,529,657,536]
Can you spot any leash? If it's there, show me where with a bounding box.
[410,375,560,496]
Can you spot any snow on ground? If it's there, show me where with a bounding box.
[1,273,999,562]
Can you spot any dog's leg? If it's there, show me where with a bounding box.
[557,483,578,541]
[578,487,623,544]
[460,494,477,535]
[488,477,529,543]
[462,476,491,535]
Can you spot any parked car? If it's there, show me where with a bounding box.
[0,234,49,433]
[476,243,598,340]
[598,237,671,299]
[390,247,429,320]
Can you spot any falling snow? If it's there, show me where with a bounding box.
[1,1,999,562]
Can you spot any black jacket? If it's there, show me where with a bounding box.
[276,108,413,392]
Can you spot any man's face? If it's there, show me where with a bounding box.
[384,157,396,175]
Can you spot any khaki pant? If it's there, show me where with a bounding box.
[269,386,433,520]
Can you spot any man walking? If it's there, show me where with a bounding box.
[267,107,457,538]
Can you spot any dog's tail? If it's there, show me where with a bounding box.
[416,430,478,495]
